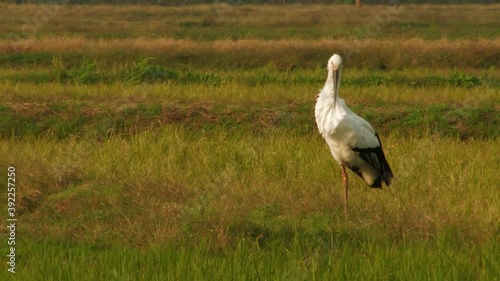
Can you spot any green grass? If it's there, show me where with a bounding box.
[2,236,498,280]
[1,58,499,86]
[0,127,499,279]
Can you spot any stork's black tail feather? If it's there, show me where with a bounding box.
[351,133,393,188]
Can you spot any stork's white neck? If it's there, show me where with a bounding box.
[321,67,341,99]
[326,68,335,85]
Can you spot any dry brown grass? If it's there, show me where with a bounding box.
[1,37,499,68]
[1,4,499,29]
[1,4,499,40]
[2,3,499,68]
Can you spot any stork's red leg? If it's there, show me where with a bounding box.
[341,165,348,215]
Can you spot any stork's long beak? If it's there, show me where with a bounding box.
[332,69,338,109]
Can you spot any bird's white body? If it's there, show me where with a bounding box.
[316,87,381,186]
[315,54,392,188]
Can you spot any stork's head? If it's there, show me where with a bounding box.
[328,54,342,71]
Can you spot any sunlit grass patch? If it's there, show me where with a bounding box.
[1,128,498,246]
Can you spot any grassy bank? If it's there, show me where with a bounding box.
[0,77,498,140]
[0,98,498,140]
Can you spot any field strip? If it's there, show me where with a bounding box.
[2,37,500,53]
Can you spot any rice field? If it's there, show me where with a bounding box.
[0,3,499,280]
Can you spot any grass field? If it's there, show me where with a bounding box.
[0,3,499,280]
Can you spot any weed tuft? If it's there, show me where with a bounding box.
[52,56,99,84]
[126,57,178,84]
[181,69,224,86]
[68,59,100,85]
[51,55,67,82]
[449,70,481,88]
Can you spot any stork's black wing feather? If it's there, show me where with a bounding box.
[351,133,393,188]
[346,165,364,181]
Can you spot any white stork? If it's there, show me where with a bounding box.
[315,54,393,213]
